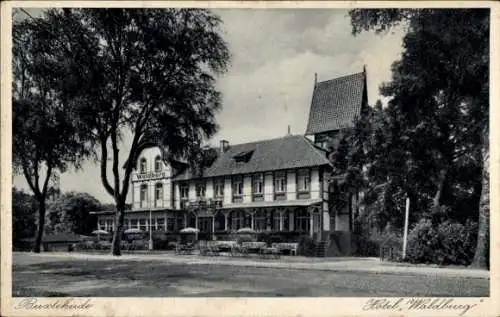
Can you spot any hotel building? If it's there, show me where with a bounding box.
[93,69,368,246]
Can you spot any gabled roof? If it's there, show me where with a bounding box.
[305,71,367,135]
[175,135,330,180]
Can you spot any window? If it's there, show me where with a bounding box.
[155,183,163,201]
[253,210,267,231]
[196,182,206,198]
[297,169,310,192]
[214,179,224,198]
[180,184,189,200]
[295,208,310,233]
[139,158,147,173]
[131,219,138,229]
[230,210,245,231]
[155,155,162,172]
[232,175,243,196]
[274,171,287,193]
[139,219,147,231]
[167,217,175,231]
[99,220,105,230]
[140,184,148,208]
[252,173,264,195]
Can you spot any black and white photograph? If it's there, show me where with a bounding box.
[2,1,497,316]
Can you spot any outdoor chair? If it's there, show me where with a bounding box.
[175,243,196,255]
[259,246,281,259]
[272,243,299,256]
[242,242,267,254]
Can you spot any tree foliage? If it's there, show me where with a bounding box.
[12,187,37,246]
[27,8,231,255]
[348,9,489,267]
[45,192,101,235]
[12,14,93,253]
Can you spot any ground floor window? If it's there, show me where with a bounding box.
[139,219,147,231]
[157,218,165,231]
[294,208,310,233]
[130,219,138,229]
[254,210,267,231]
[99,220,105,230]
[229,210,245,231]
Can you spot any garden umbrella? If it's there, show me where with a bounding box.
[237,227,256,234]
[124,228,143,234]
[180,227,200,233]
[91,229,109,240]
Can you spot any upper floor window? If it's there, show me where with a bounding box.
[297,169,310,192]
[232,175,243,197]
[214,178,224,198]
[180,184,189,200]
[140,184,148,207]
[196,182,206,199]
[155,183,163,201]
[274,171,287,193]
[139,158,147,173]
[154,155,162,172]
[252,173,264,195]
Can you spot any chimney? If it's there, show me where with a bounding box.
[314,73,318,86]
[287,125,291,136]
[219,139,229,153]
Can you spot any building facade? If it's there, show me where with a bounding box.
[93,69,368,243]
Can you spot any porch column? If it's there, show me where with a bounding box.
[279,210,284,232]
[128,219,132,230]
[164,214,167,232]
[266,210,271,231]
[289,209,294,231]
[183,214,187,228]
[195,213,199,229]
[250,212,254,229]
[309,208,314,238]
[212,216,215,240]
[224,212,229,231]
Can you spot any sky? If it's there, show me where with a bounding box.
[13,8,406,204]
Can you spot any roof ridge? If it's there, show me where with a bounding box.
[316,71,365,86]
[223,134,300,148]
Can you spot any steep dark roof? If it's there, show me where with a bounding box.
[175,135,330,180]
[305,71,367,135]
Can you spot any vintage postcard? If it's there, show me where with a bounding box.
[1,1,498,316]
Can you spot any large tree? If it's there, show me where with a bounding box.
[30,9,230,255]
[12,15,92,253]
[349,9,489,268]
[45,192,101,235]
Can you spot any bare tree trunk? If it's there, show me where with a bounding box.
[33,198,46,253]
[111,201,125,256]
[472,143,489,269]
[432,168,447,214]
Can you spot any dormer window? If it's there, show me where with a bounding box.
[233,150,254,163]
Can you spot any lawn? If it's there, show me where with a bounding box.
[12,253,489,297]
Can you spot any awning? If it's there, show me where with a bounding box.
[220,198,322,210]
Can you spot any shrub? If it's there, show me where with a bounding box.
[406,219,440,264]
[437,220,477,265]
[406,219,478,265]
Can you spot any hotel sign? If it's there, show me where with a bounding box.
[134,171,167,181]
